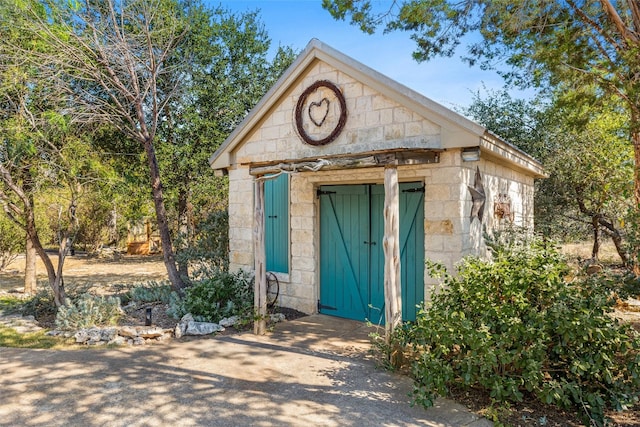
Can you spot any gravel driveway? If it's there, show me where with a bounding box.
[0,315,491,427]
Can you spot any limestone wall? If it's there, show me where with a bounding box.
[232,61,443,167]
[224,57,537,314]
[227,149,536,315]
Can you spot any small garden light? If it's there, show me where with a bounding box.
[145,307,152,326]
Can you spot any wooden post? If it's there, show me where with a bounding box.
[383,165,402,342]
[253,179,267,335]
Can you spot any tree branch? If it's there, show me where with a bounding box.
[598,0,639,43]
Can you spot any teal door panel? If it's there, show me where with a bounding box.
[265,174,289,273]
[399,183,425,321]
[319,182,425,323]
[368,185,385,324]
[319,186,369,321]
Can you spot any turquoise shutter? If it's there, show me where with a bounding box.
[264,174,289,273]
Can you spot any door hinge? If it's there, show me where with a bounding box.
[318,300,337,311]
[402,186,425,193]
[316,189,336,198]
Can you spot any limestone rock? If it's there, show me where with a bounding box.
[136,327,165,339]
[100,328,118,342]
[174,322,187,339]
[132,336,146,346]
[185,321,224,335]
[74,331,89,343]
[219,316,240,327]
[110,336,127,346]
[270,313,286,323]
[74,328,101,344]
[118,325,138,338]
[155,332,172,342]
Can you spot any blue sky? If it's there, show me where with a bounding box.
[214,0,534,111]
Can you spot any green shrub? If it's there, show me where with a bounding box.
[125,281,173,304]
[168,270,253,323]
[55,294,122,330]
[405,233,640,426]
[175,209,229,277]
[21,283,98,320]
[0,216,22,271]
[21,288,58,319]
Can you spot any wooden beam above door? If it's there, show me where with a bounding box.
[248,149,441,176]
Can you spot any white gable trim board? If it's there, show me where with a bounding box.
[209,39,544,333]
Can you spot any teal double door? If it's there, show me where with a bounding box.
[318,182,425,323]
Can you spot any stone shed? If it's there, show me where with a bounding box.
[209,39,544,332]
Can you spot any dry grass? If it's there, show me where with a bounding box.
[560,240,623,265]
[0,252,168,293]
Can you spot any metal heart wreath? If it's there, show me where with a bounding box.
[295,80,347,146]
[308,98,330,127]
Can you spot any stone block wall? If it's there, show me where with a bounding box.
[227,148,536,315]
[224,58,537,315]
[233,61,442,167]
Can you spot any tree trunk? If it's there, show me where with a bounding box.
[26,212,65,306]
[143,139,186,291]
[632,123,640,275]
[24,232,37,295]
[598,217,629,265]
[383,166,402,342]
[23,170,37,294]
[176,185,191,282]
[253,179,267,335]
[591,215,601,261]
[633,126,640,210]
[108,203,118,246]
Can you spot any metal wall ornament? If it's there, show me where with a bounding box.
[467,166,486,222]
[494,193,514,222]
[295,80,347,146]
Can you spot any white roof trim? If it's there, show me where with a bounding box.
[209,38,543,177]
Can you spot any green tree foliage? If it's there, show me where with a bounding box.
[14,0,296,291]
[543,96,633,262]
[323,0,640,212]
[462,88,634,263]
[1,1,117,304]
[404,233,640,425]
[15,0,210,291]
[461,87,555,162]
[0,215,21,271]
[155,6,296,278]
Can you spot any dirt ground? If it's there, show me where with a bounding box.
[0,252,169,294]
[1,250,640,426]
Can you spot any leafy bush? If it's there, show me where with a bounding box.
[124,281,172,304]
[175,209,229,277]
[21,283,97,320]
[405,234,640,426]
[21,288,58,319]
[55,294,123,330]
[168,270,253,323]
[0,295,26,314]
[0,216,22,271]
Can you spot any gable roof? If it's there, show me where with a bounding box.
[209,39,544,178]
